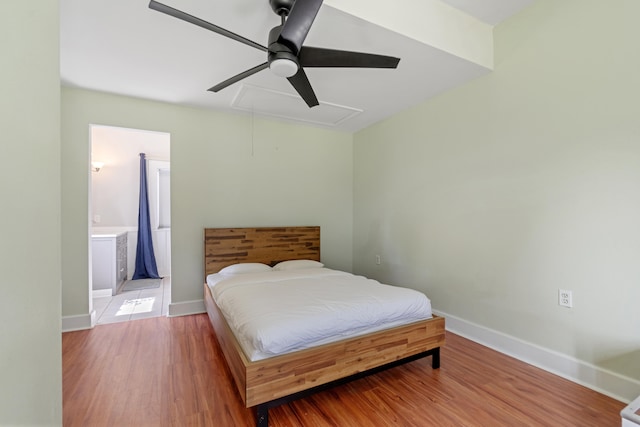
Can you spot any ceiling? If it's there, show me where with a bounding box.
[60,0,533,132]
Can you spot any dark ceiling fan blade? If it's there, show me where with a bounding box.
[208,62,269,92]
[287,68,319,107]
[149,0,267,52]
[277,0,323,54]
[299,46,400,68]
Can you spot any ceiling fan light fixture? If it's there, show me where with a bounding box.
[269,58,298,78]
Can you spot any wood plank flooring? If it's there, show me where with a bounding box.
[62,314,624,426]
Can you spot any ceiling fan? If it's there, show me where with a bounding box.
[148,0,400,108]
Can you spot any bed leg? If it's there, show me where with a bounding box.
[432,347,440,369]
[256,404,269,427]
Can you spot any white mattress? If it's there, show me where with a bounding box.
[206,267,432,361]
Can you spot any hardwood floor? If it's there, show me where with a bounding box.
[62,314,624,426]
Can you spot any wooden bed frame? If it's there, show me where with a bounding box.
[203,227,445,426]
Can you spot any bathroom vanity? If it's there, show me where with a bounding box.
[91,228,128,296]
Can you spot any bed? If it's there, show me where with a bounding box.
[203,226,445,426]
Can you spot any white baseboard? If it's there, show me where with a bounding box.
[62,299,205,331]
[168,299,205,317]
[62,311,95,332]
[434,310,640,403]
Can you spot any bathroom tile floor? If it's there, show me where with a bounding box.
[93,276,171,325]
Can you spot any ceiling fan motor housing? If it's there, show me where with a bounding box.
[269,0,296,16]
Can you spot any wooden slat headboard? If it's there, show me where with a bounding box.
[204,226,320,277]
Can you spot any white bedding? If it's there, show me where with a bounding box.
[206,267,432,361]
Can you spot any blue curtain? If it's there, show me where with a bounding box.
[133,153,161,280]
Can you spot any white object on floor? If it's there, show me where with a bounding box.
[622,395,640,427]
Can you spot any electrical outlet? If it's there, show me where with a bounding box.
[558,289,573,308]
[375,255,381,265]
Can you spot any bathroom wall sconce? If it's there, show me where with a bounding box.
[91,161,105,172]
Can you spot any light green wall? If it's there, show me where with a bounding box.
[61,88,353,316]
[0,2,62,425]
[354,0,640,382]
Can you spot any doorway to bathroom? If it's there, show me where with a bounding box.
[89,125,171,325]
